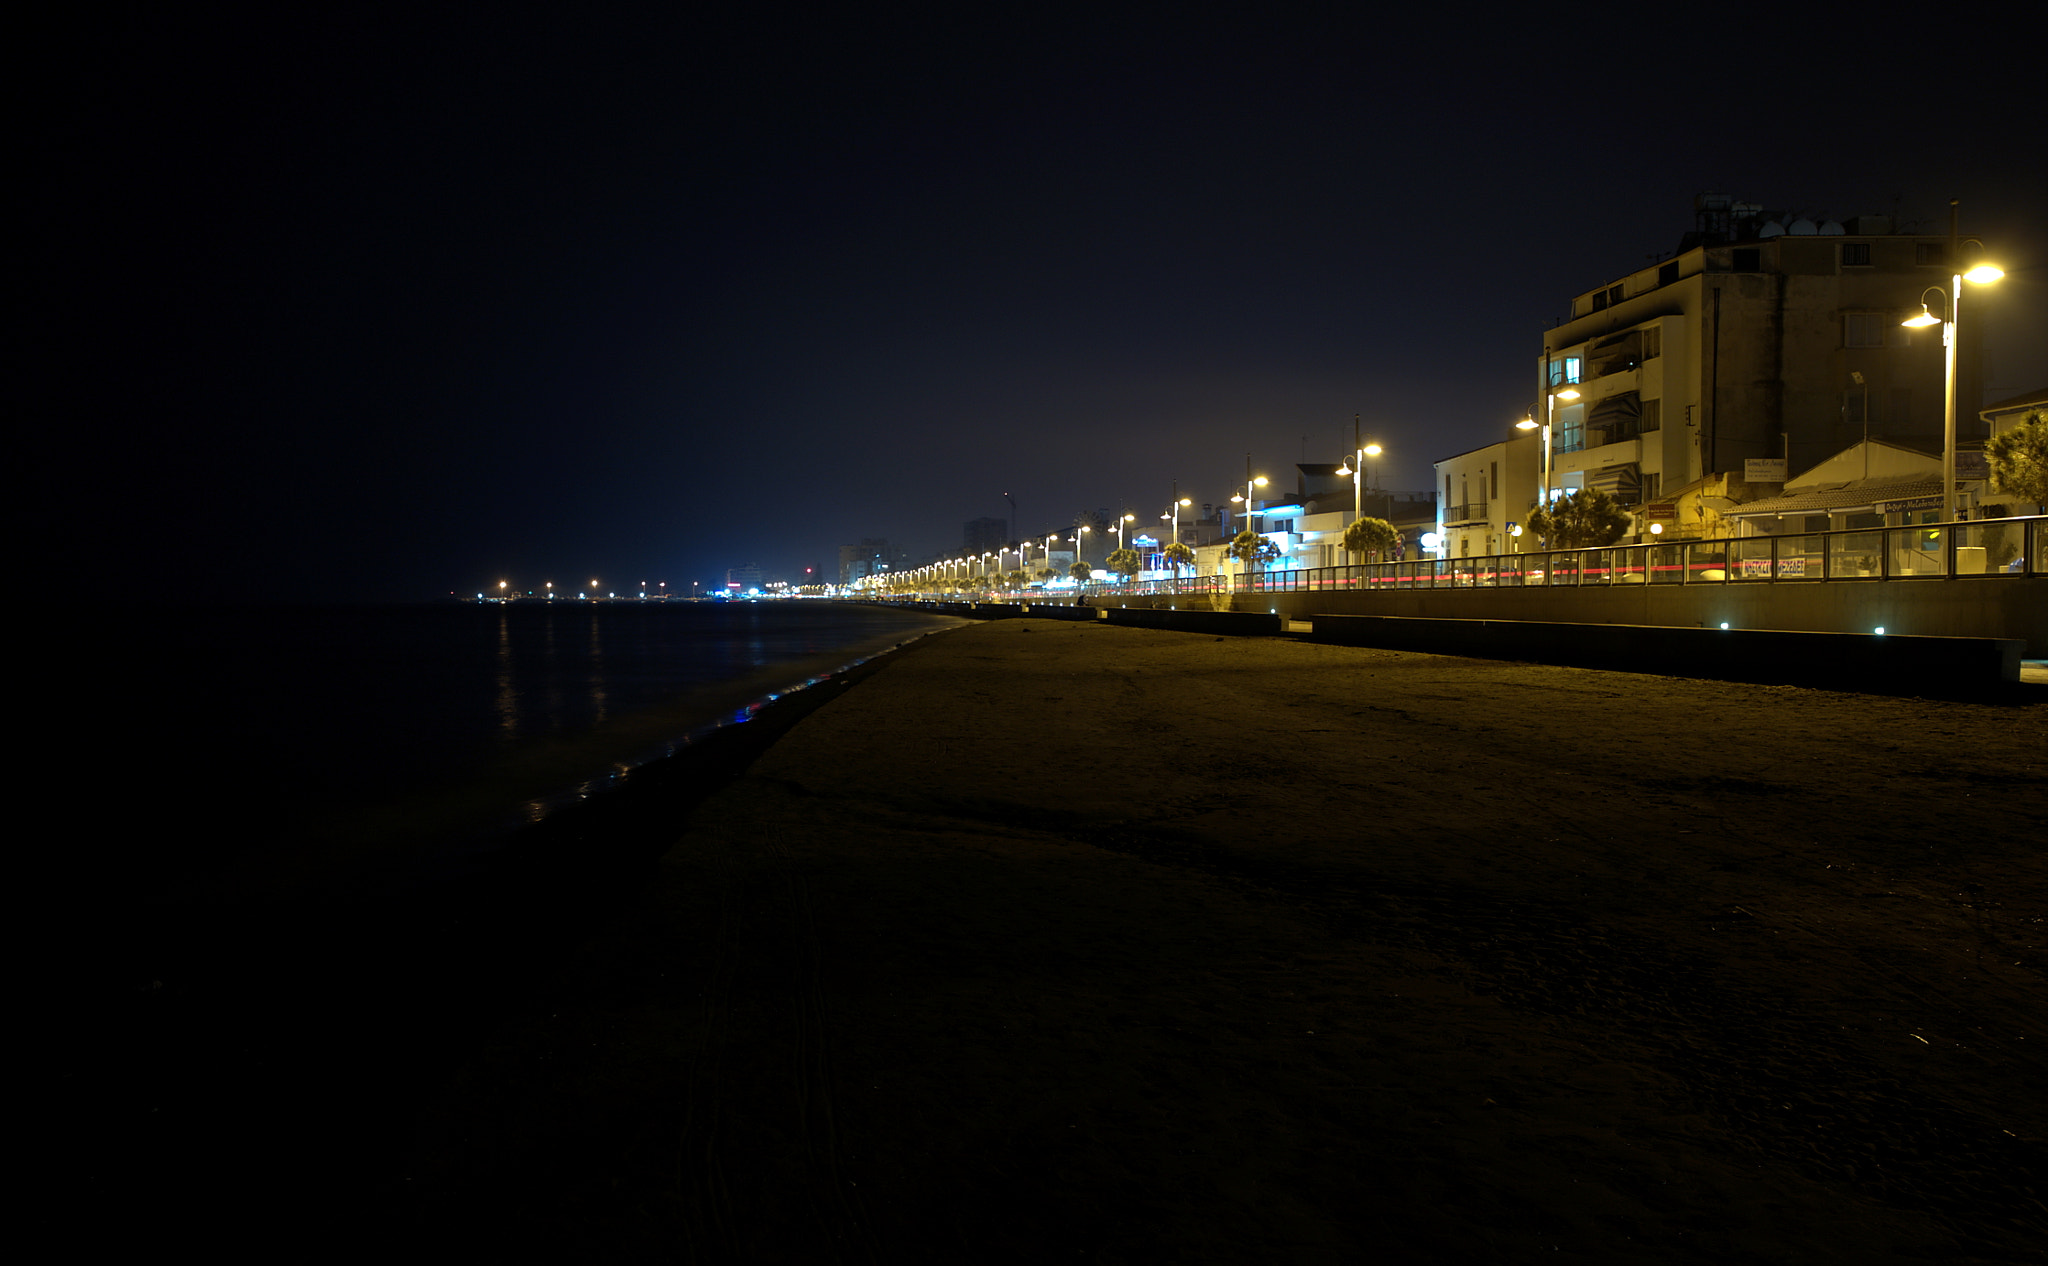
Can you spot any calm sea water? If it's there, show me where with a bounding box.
[77,600,959,898]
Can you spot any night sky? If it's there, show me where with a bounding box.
[36,6,2047,603]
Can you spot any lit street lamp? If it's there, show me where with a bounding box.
[1333,415,1383,525]
[1229,453,1270,536]
[1901,206,2002,521]
[1162,482,1193,545]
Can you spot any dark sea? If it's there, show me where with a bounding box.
[75,599,959,901]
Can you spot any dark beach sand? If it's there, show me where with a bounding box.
[75,620,2045,1261]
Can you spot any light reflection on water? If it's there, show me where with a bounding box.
[107,601,962,893]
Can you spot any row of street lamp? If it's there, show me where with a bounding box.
[883,433,1397,593]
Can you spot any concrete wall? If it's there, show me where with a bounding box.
[1309,615,2023,689]
[1103,578,2048,654]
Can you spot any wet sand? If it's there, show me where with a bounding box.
[378,618,2046,1262]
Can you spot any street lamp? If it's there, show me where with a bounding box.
[1517,413,1555,520]
[1163,492,1192,544]
[1903,238,2003,520]
[1230,454,1270,536]
[1333,416,1384,525]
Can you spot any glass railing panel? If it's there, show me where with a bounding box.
[1581,549,1613,584]
[1730,537,1777,580]
[1958,521,2028,575]
[1829,531,1884,578]
[1612,547,1648,584]
[1771,534,1823,580]
[1682,542,1728,582]
[1647,543,1683,582]
[1891,526,1946,577]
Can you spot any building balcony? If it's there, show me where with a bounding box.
[1445,502,1490,525]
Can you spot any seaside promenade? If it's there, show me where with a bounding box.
[384,617,2044,1262]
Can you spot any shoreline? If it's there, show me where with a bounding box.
[58,623,969,1254]
[129,605,972,907]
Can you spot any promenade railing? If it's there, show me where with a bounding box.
[873,517,2043,602]
[1109,515,2046,597]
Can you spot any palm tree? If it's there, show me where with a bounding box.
[1226,530,1279,576]
[1162,541,1197,579]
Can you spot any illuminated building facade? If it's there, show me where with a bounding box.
[1536,196,1985,535]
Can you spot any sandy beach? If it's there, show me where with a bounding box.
[366,617,2045,1262]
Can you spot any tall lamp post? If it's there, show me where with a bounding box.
[1516,414,1551,521]
[1163,489,1192,544]
[1902,236,2002,521]
[1334,417,1383,525]
[1230,454,1270,536]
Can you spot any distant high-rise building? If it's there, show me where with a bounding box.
[963,516,1008,553]
[838,538,898,585]
[725,562,763,591]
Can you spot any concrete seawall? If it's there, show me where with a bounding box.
[1307,614,2023,690]
[1109,576,2048,655]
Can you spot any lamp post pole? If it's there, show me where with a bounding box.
[1902,226,2003,522]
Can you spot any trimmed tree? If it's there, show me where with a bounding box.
[1162,541,1197,578]
[1068,561,1092,583]
[1227,530,1281,574]
[1104,546,1143,581]
[1035,567,1057,584]
[1341,516,1399,562]
[1985,409,2048,512]
[1526,489,1632,548]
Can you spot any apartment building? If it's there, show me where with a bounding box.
[1534,195,1985,532]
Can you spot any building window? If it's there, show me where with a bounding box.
[1554,403,1586,453]
[1916,242,1946,266]
[1845,313,1886,348]
[1590,283,1625,311]
[1658,260,1679,286]
[1732,247,1762,272]
[1490,461,1499,500]
[1641,398,1662,431]
[1841,242,1871,266]
[1641,326,1661,360]
[1548,356,1583,386]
